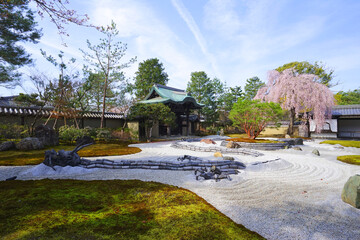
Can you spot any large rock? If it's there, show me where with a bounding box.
[278,138,303,146]
[278,139,295,146]
[293,138,304,145]
[226,141,240,149]
[312,149,320,156]
[0,141,16,151]
[219,129,224,136]
[43,142,93,168]
[220,141,227,147]
[341,174,360,208]
[35,124,59,147]
[292,146,302,151]
[16,137,44,151]
[200,139,216,144]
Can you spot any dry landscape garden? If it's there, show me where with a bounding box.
[1,1,360,240]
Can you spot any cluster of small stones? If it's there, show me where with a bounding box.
[171,142,263,157]
[80,158,245,175]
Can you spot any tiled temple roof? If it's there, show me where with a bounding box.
[0,96,123,119]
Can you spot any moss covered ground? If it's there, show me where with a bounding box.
[337,155,360,166]
[319,140,360,165]
[0,179,264,240]
[0,143,141,166]
[320,140,360,148]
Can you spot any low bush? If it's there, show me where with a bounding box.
[59,125,87,144]
[96,128,111,141]
[0,123,29,140]
[206,126,218,135]
[111,128,131,140]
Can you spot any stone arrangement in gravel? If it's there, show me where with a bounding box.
[222,138,304,151]
[171,141,263,157]
[80,157,246,175]
[226,141,290,151]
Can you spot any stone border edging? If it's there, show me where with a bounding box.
[171,142,263,157]
[80,158,246,175]
[234,142,289,150]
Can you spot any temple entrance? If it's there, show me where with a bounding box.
[139,84,203,137]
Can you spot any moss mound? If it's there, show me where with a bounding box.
[337,155,360,165]
[0,179,264,240]
[0,143,141,166]
[320,140,360,148]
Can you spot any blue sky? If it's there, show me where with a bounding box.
[1,0,360,96]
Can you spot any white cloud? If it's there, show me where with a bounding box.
[171,0,221,78]
[89,0,213,89]
[204,0,242,36]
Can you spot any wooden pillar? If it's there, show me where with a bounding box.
[186,105,189,136]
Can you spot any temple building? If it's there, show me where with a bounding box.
[139,84,203,137]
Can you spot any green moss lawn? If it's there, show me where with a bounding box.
[320,140,360,148]
[0,179,264,240]
[337,155,360,165]
[319,140,360,165]
[0,143,141,166]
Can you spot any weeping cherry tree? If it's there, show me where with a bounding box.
[254,68,334,135]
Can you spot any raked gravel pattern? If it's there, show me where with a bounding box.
[1,140,360,240]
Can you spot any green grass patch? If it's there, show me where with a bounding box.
[0,143,141,166]
[337,155,360,165]
[320,140,360,148]
[226,134,249,139]
[0,179,264,240]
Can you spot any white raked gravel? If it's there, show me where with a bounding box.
[1,139,360,240]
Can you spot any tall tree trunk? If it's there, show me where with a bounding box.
[74,117,79,129]
[53,117,58,129]
[30,106,43,136]
[100,77,108,128]
[148,126,152,142]
[197,110,201,132]
[288,107,296,135]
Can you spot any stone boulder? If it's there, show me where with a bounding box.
[220,141,227,147]
[35,124,59,147]
[293,138,304,145]
[200,139,216,144]
[292,146,302,151]
[278,138,303,146]
[278,139,295,146]
[214,152,223,158]
[219,129,224,136]
[16,137,44,151]
[226,141,240,149]
[223,156,235,161]
[341,174,360,208]
[0,141,16,151]
[312,149,320,156]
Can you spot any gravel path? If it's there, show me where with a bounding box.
[1,140,360,240]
